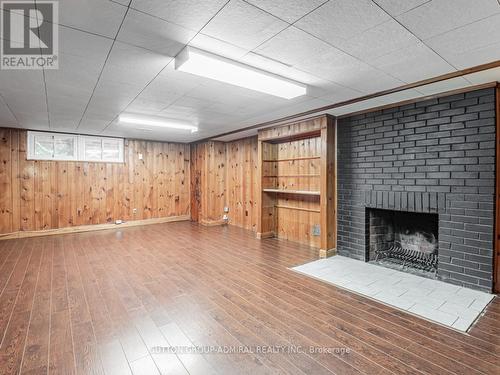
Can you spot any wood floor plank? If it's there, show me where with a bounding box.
[0,222,499,375]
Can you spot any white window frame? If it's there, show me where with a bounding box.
[78,135,124,163]
[27,131,78,161]
[27,131,124,163]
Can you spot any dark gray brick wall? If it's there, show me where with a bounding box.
[337,88,496,292]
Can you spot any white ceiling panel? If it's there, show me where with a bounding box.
[58,25,112,65]
[14,112,49,130]
[373,0,430,16]
[54,0,127,38]
[425,13,500,69]
[100,42,172,88]
[131,0,228,31]
[339,20,420,61]
[45,53,101,96]
[294,0,390,46]
[397,0,500,40]
[329,97,386,116]
[1,89,47,117]
[371,42,454,83]
[244,0,327,23]
[255,26,343,68]
[0,96,17,126]
[117,9,196,56]
[201,0,287,50]
[125,98,172,115]
[0,70,45,93]
[373,0,431,17]
[416,77,472,96]
[317,84,364,104]
[190,33,249,60]
[465,67,500,85]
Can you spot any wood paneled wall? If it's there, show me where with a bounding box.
[190,141,227,225]
[190,137,259,230]
[225,137,258,231]
[0,128,190,235]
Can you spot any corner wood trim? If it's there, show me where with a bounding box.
[256,231,275,239]
[319,248,336,258]
[0,215,191,241]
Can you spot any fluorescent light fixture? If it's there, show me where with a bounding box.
[119,115,198,133]
[175,47,307,99]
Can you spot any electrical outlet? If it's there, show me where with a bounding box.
[312,224,320,236]
[132,208,137,214]
[224,206,229,213]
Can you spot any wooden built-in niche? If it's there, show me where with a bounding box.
[257,115,337,257]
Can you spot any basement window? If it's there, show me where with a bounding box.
[27,131,124,163]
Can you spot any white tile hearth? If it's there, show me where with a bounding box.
[291,256,495,332]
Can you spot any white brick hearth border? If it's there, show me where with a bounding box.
[292,256,495,332]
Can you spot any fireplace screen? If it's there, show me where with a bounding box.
[367,208,438,275]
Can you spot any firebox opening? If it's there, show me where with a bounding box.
[366,208,439,277]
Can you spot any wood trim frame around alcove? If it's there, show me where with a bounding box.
[495,82,500,293]
[256,114,337,258]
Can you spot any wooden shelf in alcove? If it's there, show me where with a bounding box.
[262,188,320,196]
[274,205,320,213]
[262,156,320,162]
[263,174,320,178]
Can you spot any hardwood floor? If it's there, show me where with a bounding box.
[0,221,499,375]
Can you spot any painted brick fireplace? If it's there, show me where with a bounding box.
[337,88,496,292]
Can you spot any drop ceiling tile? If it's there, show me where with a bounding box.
[239,52,329,88]
[0,70,45,93]
[131,0,228,31]
[396,0,500,40]
[416,77,471,96]
[465,67,500,85]
[1,90,47,116]
[339,20,420,61]
[189,34,249,60]
[14,112,50,129]
[294,0,390,46]
[58,25,112,65]
[244,0,327,23]
[316,84,363,104]
[53,0,127,38]
[47,92,89,116]
[374,88,424,106]
[201,0,287,50]
[0,97,17,126]
[255,26,343,68]
[425,14,500,69]
[100,42,172,87]
[45,53,101,95]
[117,9,196,56]
[49,113,81,130]
[371,42,454,83]
[338,68,405,94]
[330,97,386,116]
[256,26,404,93]
[124,98,170,115]
[373,0,430,16]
